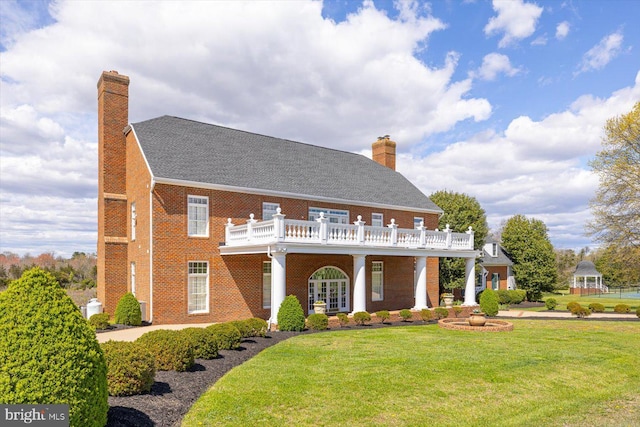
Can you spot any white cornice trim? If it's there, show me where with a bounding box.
[152,176,443,215]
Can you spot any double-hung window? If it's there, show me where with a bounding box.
[262,261,271,308]
[414,217,424,229]
[188,261,209,314]
[372,261,383,301]
[263,202,280,220]
[372,213,383,227]
[188,195,208,237]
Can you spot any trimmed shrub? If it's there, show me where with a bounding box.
[136,329,194,372]
[614,304,631,314]
[566,301,581,313]
[89,312,110,330]
[336,312,349,326]
[0,268,108,427]
[181,327,218,359]
[636,307,640,318]
[434,307,449,319]
[353,311,371,325]
[114,292,142,326]
[509,290,527,305]
[399,309,413,321]
[244,317,268,337]
[545,298,558,311]
[588,303,605,313]
[375,310,390,323]
[306,313,329,330]
[570,303,591,318]
[101,340,155,396]
[420,309,433,321]
[277,295,306,331]
[496,290,512,305]
[206,323,242,350]
[231,320,253,338]
[479,289,499,316]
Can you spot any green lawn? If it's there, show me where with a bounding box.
[182,320,640,427]
[518,292,639,312]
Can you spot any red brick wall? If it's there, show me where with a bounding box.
[485,266,509,290]
[142,182,442,324]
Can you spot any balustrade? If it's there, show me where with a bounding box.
[224,209,474,250]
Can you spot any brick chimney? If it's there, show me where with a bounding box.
[97,70,130,315]
[372,135,396,170]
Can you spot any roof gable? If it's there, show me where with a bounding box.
[131,116,442,212]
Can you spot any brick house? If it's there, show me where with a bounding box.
[478,240,516,291]
[97,70,479,326]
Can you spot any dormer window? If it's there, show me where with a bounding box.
[492,243,498,257]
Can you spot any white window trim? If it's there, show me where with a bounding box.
[131,202,136,241]
[414,217,424,229]
[130,262,136,296]
[262,202,280,220]
[309,207,349,224]
[188,195,209,237]
[372,213,383,227]
[188,261,209,314]
[263,261,271,309]
[372,261,384,301]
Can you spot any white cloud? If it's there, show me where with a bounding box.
[577,30,624,74]
[556,21,570,40]
[530,35,547,46]
[472,53,522,81]
[398,70,640,247]
[484,0,543,48]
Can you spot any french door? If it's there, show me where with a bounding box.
[309,267,349,313]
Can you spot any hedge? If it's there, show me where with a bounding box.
[101,340,155,396]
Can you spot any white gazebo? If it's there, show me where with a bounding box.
[571,261,606,294]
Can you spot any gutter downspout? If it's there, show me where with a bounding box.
[149,178,155,323]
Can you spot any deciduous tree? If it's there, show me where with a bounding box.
[588,102,640,248]
[501,215,558,301]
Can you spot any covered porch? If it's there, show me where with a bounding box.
[220,209,479,325]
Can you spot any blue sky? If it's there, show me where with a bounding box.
[0,0,639,257]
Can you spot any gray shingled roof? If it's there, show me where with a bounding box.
[131,116,442,212]
[573,261,601,276]
[480,242,514,266]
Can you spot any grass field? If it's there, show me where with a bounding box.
[182,320,640,427]
[519,292,639,312]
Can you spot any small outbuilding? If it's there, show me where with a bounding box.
[570,261,606,295]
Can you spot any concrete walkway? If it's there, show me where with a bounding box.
[96,322,214,343]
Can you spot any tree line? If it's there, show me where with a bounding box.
[0,251,97,289]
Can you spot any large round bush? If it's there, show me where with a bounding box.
[205,323,242,350]
[136,329,194,371]
[0,268,108,427]
[181,327,219,359]
[479,288,499,316]
[101,340,155,396]
[115,292,142,326]
[277,295,305,331]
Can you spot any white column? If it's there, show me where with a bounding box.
[462,257,478,306]
[413,256,428,310]
[351,255,366,314]
[269,250,287,325]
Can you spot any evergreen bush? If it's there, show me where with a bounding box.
[588,303,605,313]
[375,310,390,323]
[101,340,155,396]
[545,298,558,311]
[566,301,581,312]
[570,303,591,318]
[181,327,219,359]
[0,268,108,427]
[336,312,350,326]
[479,289,499,316]
[231,320,253,338]
[496,290,511,305]
[205,323,242,350]
[353,311,371,325]
[136,329,194,371]
[614,304,631,313]
[89,312,110,330]
[509,290,527,304]
[306,313,329,330]
[434,307,449,319]
[114,292,142,326]
[277,295,306,331]
[420,309,433,321]
[244,317,268,337]
[399,309,413,321]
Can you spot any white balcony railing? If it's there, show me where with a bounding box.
[225,209,474,251]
